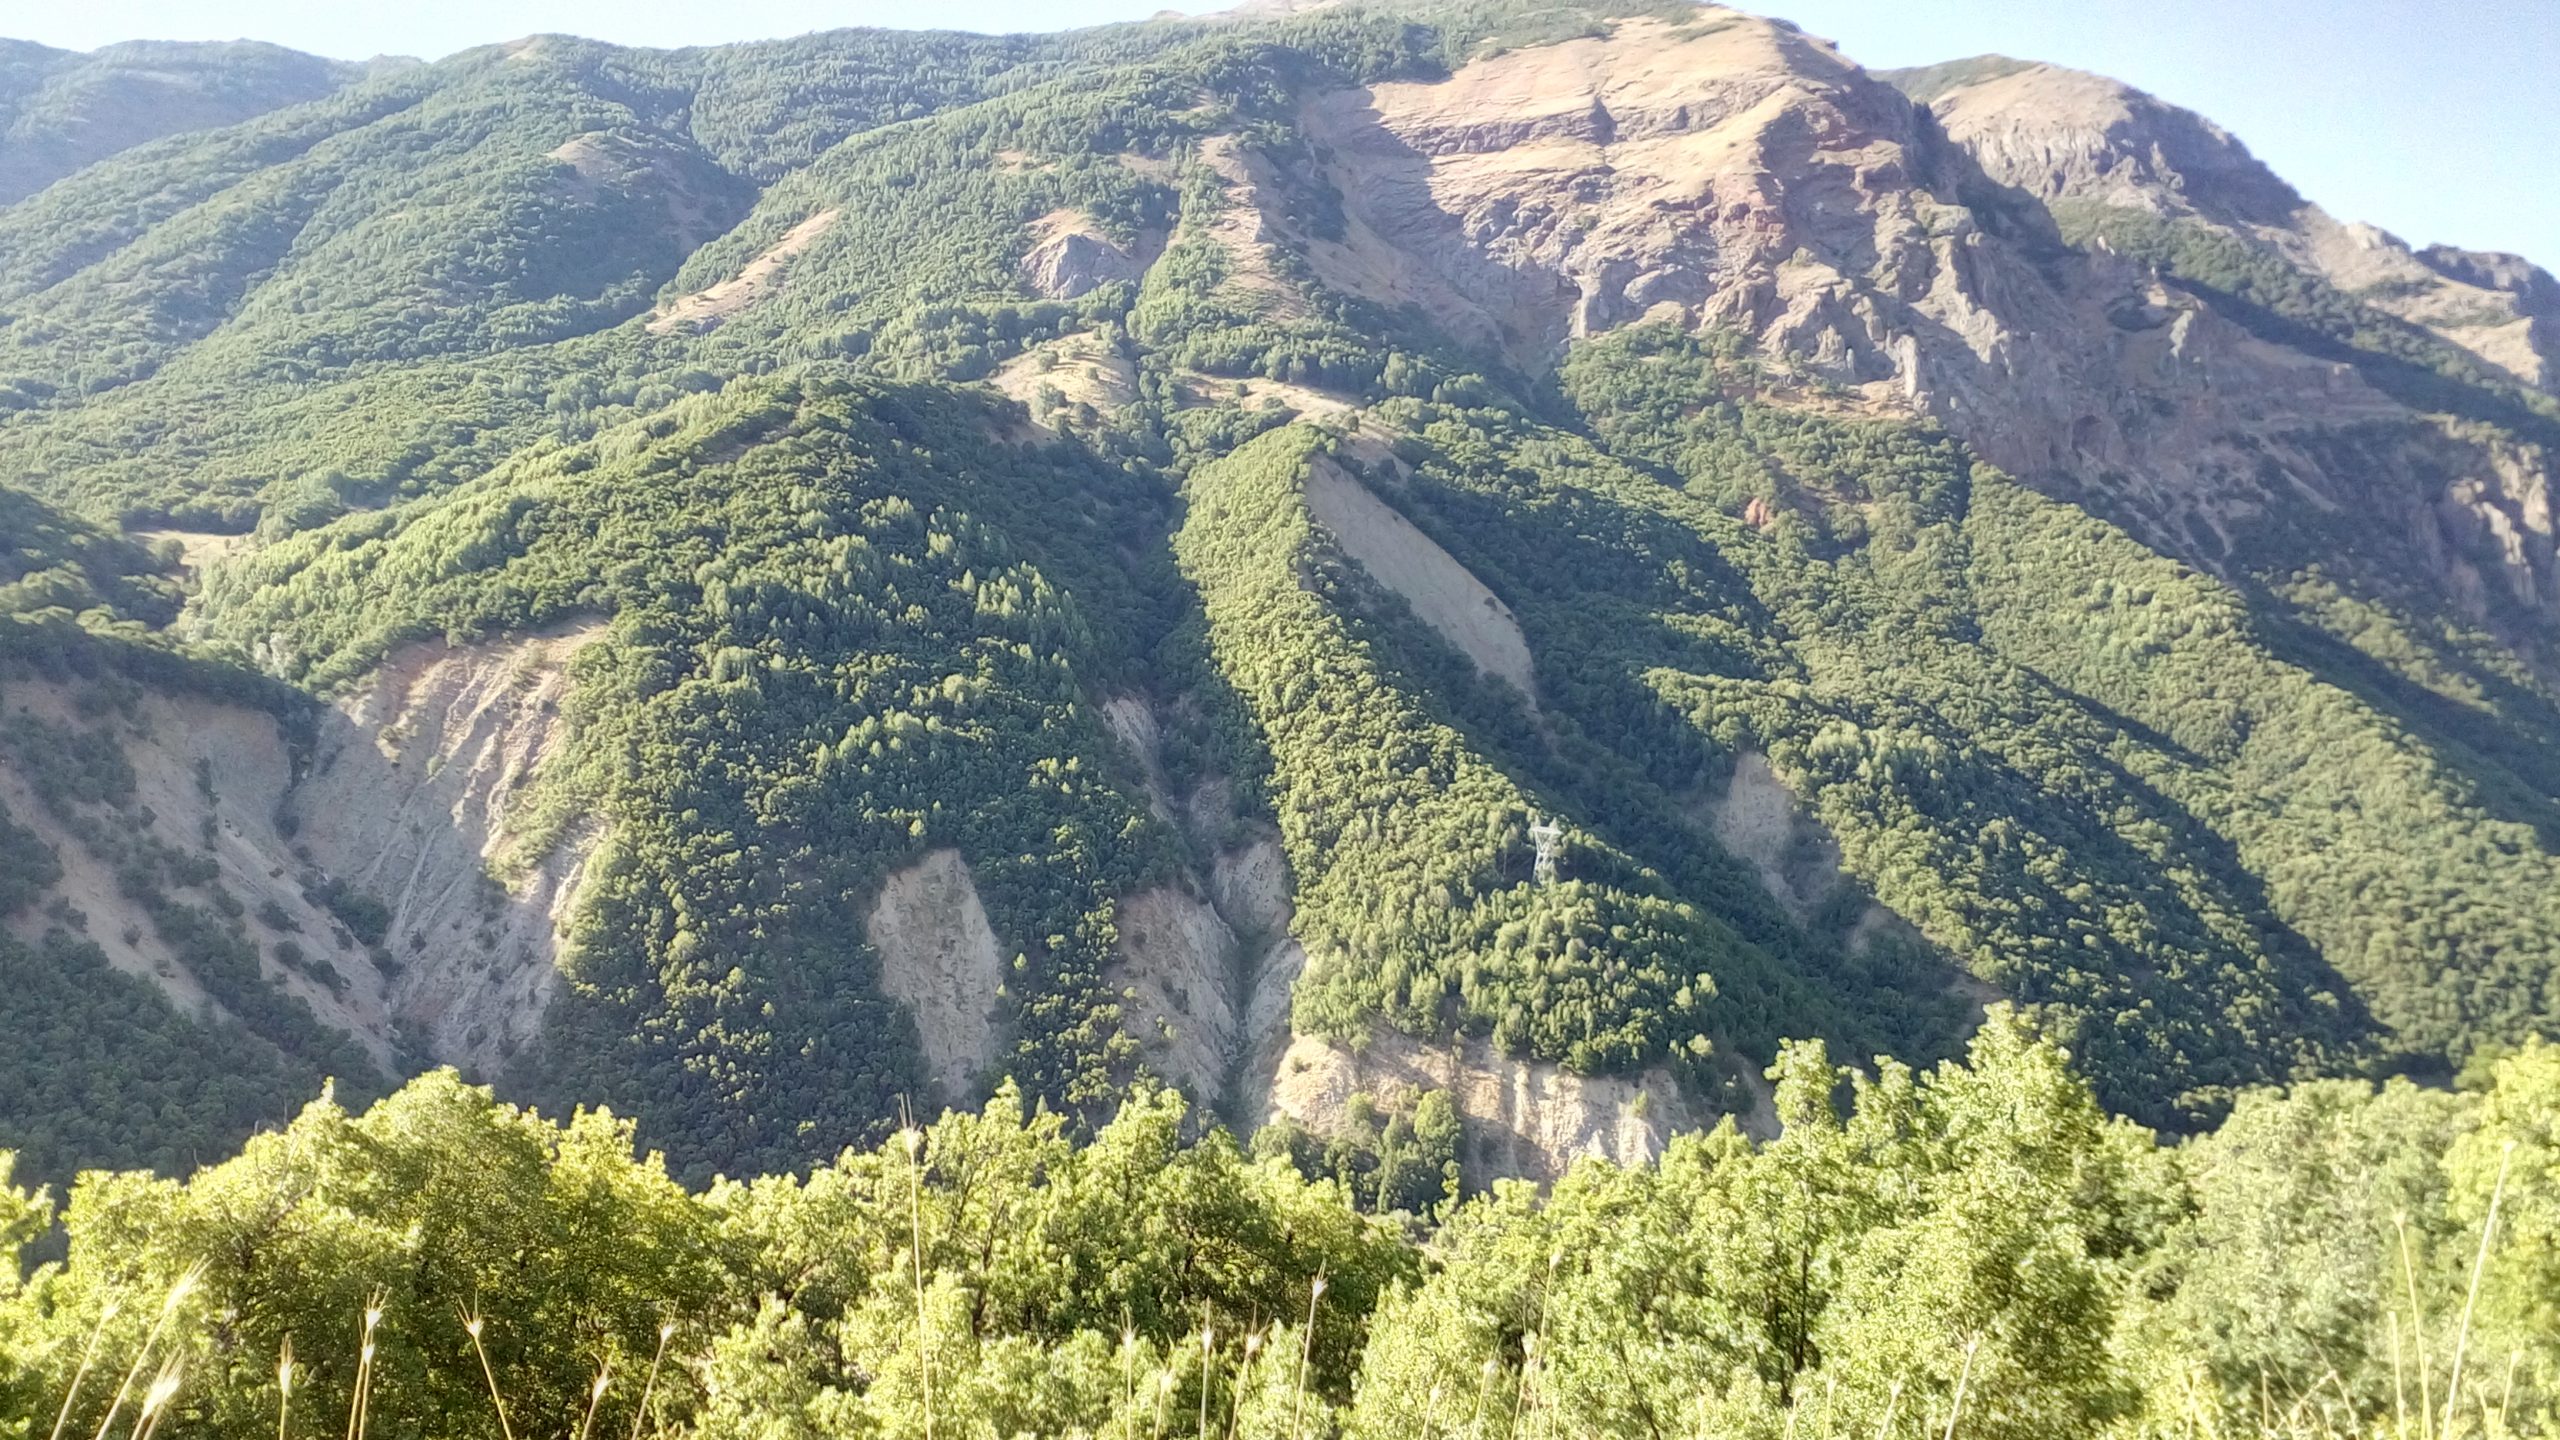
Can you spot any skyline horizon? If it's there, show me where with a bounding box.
[3,2,2553,267]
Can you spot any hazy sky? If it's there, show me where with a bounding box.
[16,1,2557,266]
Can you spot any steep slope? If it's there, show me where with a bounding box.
[6,0,2560,1193]
[1897,56,2560,397]
[0,39,363,205]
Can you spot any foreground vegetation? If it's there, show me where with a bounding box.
[6,9,2560,1391]
[5,1015,2558,1439]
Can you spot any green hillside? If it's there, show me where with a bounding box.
[5,0,2560,1433]
[0,39,362,206]
[0,0,2555,1167]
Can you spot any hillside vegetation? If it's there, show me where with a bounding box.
[8,1022,2560,1438]
[3,6,2560,1428]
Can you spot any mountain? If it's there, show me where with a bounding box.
[3,0,2558,1195]
[0,38,371,205]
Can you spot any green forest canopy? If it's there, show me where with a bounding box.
[7,1018,2560,1438]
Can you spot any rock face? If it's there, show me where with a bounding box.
[289,623,603,1072]
[1892,57,2303,228]
[866,848,1008,1104]
[1017,210,1157,299]
[1706,749,1845,922]
[0,623,604,1076]
[1305,457,1539,712]
[1090,688,1704,1179]
[1266,1030,1706,1182]
[0,675,396,1064]
[1910,59,2560,397]
[1097,692,1306,1119]
[1280,10,2555,649]
[1109,884,1250,1103]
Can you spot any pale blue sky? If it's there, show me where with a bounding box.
[15,1,2556,266]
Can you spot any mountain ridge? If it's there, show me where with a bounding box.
[0,0,2555,1197]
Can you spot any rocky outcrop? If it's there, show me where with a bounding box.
[1110,884,1247,1102]
[1265,1030,1707,1182]
[1285,10,2553,643]
[1697,749,1968,1003]
[1092,688,1713,1179]
[1305,457,1540,713]
[288,622,603,1072]
[1017,209,1158,299]
[866,848,1007,1104]
[1892,57,2302,228]
[2367,423,2560,627]
[1096,692,1305,1115]
[0,676,395,1064]
[0,623,605,1075]
[1907,57,2560,396]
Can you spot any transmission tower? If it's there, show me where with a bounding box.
[1527,814,1563,888]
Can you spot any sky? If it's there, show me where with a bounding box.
[14,1,2557,266]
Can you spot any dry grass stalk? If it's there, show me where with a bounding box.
[1122,1327,1140,1439]
[1940,1336,1980,1440]
[129,1357,183,1440]
[902,1124,935,1440]
[629,1322,674,1440]
[575,1361,612,1440]
[1507,1333,1540,1440]
[1225,1329,1263,1440]
[2442,1141,2516,1440]
[90,1265,199,1440]
[46,1297,120,1440]
[2390,1311,2408,1440]
[2394,1213,2436,1440]
[1289,1275,1325,1440]
[460,1308,516,1440]
[1198,1318,1216,1440]
[2494,1351,2519,1439]
[344,1295,383,1440]
[1469,1352,1499,1440]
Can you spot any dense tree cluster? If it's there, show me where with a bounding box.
[0,0,2558,1236]
[10,1022,2560,1437]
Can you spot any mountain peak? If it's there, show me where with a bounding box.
[1884,54,2304,228]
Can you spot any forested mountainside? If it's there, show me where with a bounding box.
[0,39,368,206]
[3,0,2560,1211]
[12,1,2560,1434]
